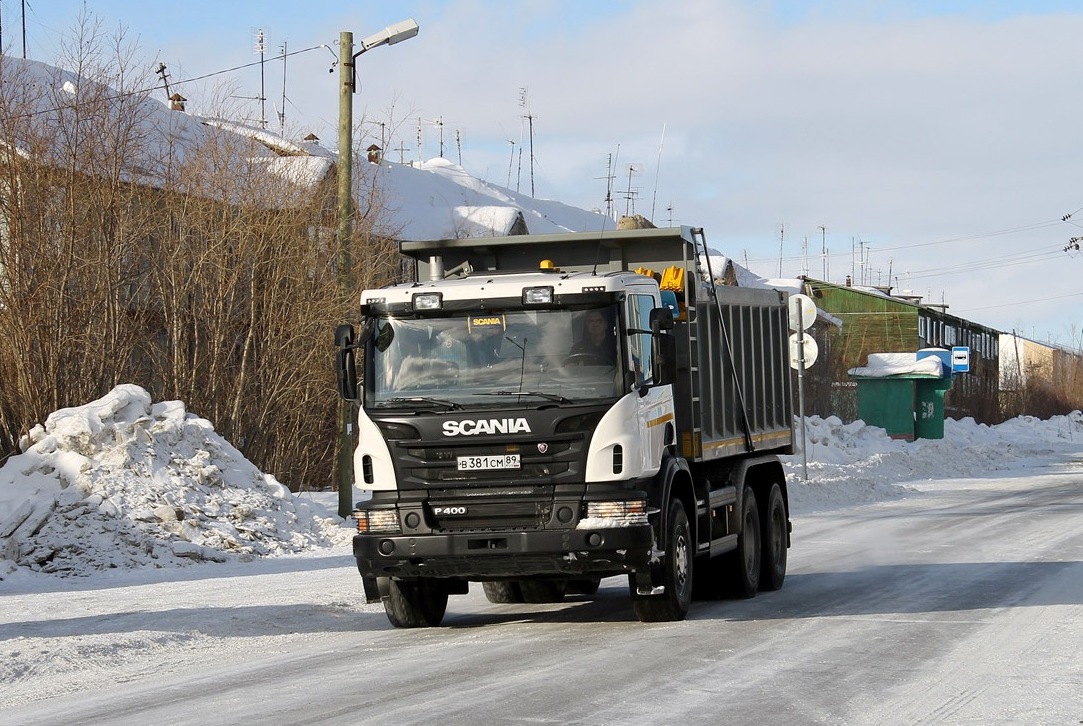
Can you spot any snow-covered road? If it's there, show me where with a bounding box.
[3,455,1081,725]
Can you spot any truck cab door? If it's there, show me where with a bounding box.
[626,291,674,475]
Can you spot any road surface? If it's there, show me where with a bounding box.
[2,459,1081,725]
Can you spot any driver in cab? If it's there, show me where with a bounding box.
[569,310,617,365]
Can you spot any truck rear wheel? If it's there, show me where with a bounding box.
[482,580,524,604]
[384,577,448,628]
[725,489,761,598]
[632,499,692,622]
[518,579,567,603]
[759,482,788,591]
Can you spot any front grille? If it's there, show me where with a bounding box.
[395,436,583,489]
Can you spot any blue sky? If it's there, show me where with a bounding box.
[6,0,1083,345]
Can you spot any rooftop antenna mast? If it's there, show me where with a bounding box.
[819,225,827,280]
[650,123,666,223]
[595,151,616,220]
[155,62,173,100]
[416,117,423,162]
[623,164,638,216]
[506,139,516,188]
[606,153,616,219]
[519,87,535,197]
[778,224,785,278]
[278,39,287,136]
[254,29,268,129]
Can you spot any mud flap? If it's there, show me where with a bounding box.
[361,575,387,604]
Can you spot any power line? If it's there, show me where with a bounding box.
[957,290,1083,313]
[0,43,328,125]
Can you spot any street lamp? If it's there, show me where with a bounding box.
[335,19,419,518]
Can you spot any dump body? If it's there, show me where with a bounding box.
[338,226,794,626]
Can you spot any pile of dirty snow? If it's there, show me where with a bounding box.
[0,385,350,578]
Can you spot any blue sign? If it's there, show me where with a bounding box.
[951,346,970,373]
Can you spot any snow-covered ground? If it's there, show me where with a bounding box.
[2,385,1080,584]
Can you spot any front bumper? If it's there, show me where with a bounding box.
[353,523,653,579]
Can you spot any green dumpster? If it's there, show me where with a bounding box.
[849,352,952,441]
[854,378,918,440]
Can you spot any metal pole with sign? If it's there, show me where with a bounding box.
[788,293,818,480]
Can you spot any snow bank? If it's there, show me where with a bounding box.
[784,411,1083,513]
[0,385,350,579]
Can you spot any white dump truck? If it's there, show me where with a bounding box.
[335,226,794,627]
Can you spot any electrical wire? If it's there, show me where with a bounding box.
[0,44,329,124]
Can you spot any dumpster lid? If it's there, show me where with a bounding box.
[848,352,945,379]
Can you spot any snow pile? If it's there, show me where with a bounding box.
[0,385,350,578]
[785,411,1083,513]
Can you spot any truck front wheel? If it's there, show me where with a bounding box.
[384,577,449,628]
[632,499,692,622]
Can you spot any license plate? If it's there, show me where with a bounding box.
[457,454,520,471]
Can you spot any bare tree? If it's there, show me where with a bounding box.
[0,15,402,490]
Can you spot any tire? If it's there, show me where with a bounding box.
[482,580,524,604]
[518,579,567,603]
[725,488,761,599]
[759,482,788,592]
[384,577,449,628]
[632,499,692,622]
[567,577,602,595]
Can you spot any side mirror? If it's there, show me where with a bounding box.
[653,333,677,386]
[335,323,359,401]
[649,306,674,333]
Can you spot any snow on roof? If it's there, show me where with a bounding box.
[1,56,332,197]
[367,157,610,241]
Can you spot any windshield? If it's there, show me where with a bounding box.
[366,307,623,407]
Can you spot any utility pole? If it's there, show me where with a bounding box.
[335,31,355,518]
[333,19,418,518]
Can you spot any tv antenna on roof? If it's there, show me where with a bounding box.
[594,150,617,220]
[252,29,269,129]
[519,87,535,197]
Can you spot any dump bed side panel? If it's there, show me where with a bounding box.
[680,282,794,461]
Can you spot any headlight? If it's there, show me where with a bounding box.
[353,509,401,534]
[579,499,649,528]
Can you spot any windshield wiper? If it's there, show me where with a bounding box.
[381,396,463,410]
[480,390,571,403]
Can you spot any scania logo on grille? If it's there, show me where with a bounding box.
[537,442,549,454]
[442,418,531,436]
